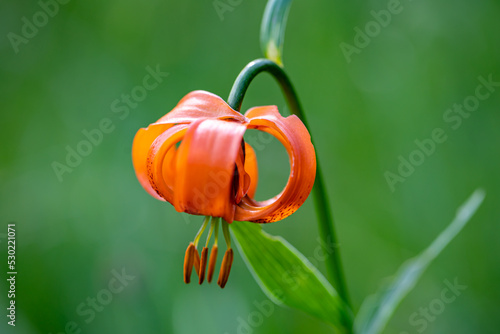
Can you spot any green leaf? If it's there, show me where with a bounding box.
[354,189,486,334]
[231,221,352,332]
[260,0,293,66]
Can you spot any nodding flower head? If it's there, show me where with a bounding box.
[132,90,316,287]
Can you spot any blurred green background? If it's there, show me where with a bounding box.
[1,0,499,333]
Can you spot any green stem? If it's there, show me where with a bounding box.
[227,59,351,309]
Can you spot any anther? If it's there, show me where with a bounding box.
[183,242,195,284]
[207,245,218,283]
[217,248,234,289]
[193,247,201,277]
[199,247,208,284]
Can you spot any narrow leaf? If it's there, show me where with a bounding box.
[231,221,352,332]
[260,0,293,66]
[354,189,486,334]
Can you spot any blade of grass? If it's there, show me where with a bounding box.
[355,189,486,334]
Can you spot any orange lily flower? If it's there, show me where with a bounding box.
[132,90,316,287]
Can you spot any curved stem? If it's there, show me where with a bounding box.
[227,59,351,309]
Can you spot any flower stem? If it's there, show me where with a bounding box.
[227,59,351,309]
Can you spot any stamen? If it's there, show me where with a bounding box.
[217,219,234,288]
[222,219,231,249]
[193,247,201,277]
[207,244,218,283]
[205,217,216,247]
[193,216,210,248]
[213,217,220,247]
[207,218,220,283]
[217,248,234,289]
[199,247,208,284]
[198,217,218,284]
[183,242,195,284]
[188,216,210,280]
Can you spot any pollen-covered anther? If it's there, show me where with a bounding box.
[217,248,234,289]
[207,245,218,283]
[193,247,201,277]
[183,242,196,284]
[198,247,208,284]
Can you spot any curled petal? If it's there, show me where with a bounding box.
[132,123,175,201]
[146,125,189,203]
[173,119,247,223]
[235,106,316,223]
[234,142,254,204]
[243,143,258,199]
[154,91,246,125]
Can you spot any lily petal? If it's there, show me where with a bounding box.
[235,106,316,223]
[243,143,258,199]
[146,125,189,203]
[154,91,246,125]
[132,123,174,200]
[173,119,247,223]
[133,91,244,202]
